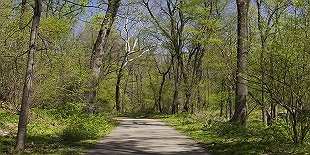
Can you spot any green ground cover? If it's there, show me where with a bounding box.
[163,111,310,155]
[0,103,117,155]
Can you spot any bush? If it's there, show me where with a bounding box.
[58,104,115,142]
[60,119,98,142]
[261,120,291,143]
[51,102,85,119]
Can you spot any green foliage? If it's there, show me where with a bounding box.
[164,112,310,155]
[40,16,70,43]
[0,110,19,153]
[0,104,117,154]
[51,102,85,119]
[182,0,222,46]
[58,103,115,142]
[60,112,113,142]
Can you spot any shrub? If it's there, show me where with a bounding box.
[60,119,98,142]
[58,104,115,143]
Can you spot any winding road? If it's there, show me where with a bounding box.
[84,118,210,155]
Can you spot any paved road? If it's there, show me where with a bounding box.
[84,118,210,155]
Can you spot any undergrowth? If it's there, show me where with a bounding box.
[0,103,117,155]
[163,111,310,155]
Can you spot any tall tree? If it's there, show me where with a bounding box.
[154,55,174,113]
[230,0,250,125]
[15,0,42,152]
[143,0,186,114]
[86,0,121,114]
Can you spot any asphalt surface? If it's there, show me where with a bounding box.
[84,118,210,155]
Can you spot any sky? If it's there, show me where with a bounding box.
[72,0,301,37]
[73,0,236,34]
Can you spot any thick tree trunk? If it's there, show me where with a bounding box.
[171,90,178,114]
[86,0,121,114]
[262,107,268,127]
[271,103,277,121]
[195,47,204,112]
[220,101,224,117]
[172,61,179,114]
[15,0,42,152]
[183,91,190,112]
[230,0,250,125]
[181,58,190,112]
[171,47,181,114]
[178,47,189,112]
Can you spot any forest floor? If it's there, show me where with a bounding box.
[0,104,117,155]
[84,118,209,155]
[162,113,310,155]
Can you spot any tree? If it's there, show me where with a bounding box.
[15,0,42,152]
[86,0,121,114]
[154,54,174,113]
[142,0,187,114]
[230,0,250,125]
[114,5,149,112]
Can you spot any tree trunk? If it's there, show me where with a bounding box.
[171,89,178,114]
[121,76,128,113]
[19,0,27,29]
[179,49,189,112]
[115,53,127,112]
[220,101,224,117]
[157,74,166,114]
[229,95,233,119]
[262,107,268,127]
[271,103,277,121]
[197,89,201,111]
[172,59,179,114]
[220,80,225,117]
[15,0,42,152]
[230,0,250,125]
[115,72,122,112]
[86,0,121,114]
[291,113,299,144]
[183,91,190,112]
[256,0,269,127]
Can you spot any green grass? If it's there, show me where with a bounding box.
[0,103,117,155]
[163,111,310,155]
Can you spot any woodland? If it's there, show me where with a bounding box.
[0,0,310,154]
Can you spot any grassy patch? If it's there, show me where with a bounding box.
[0,103,117,155]
[163,112,310,155]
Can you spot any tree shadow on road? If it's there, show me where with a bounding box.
[85,139,210,155]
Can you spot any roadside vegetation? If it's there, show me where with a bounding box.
[0,103,117,155]
[163,111,310,155]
